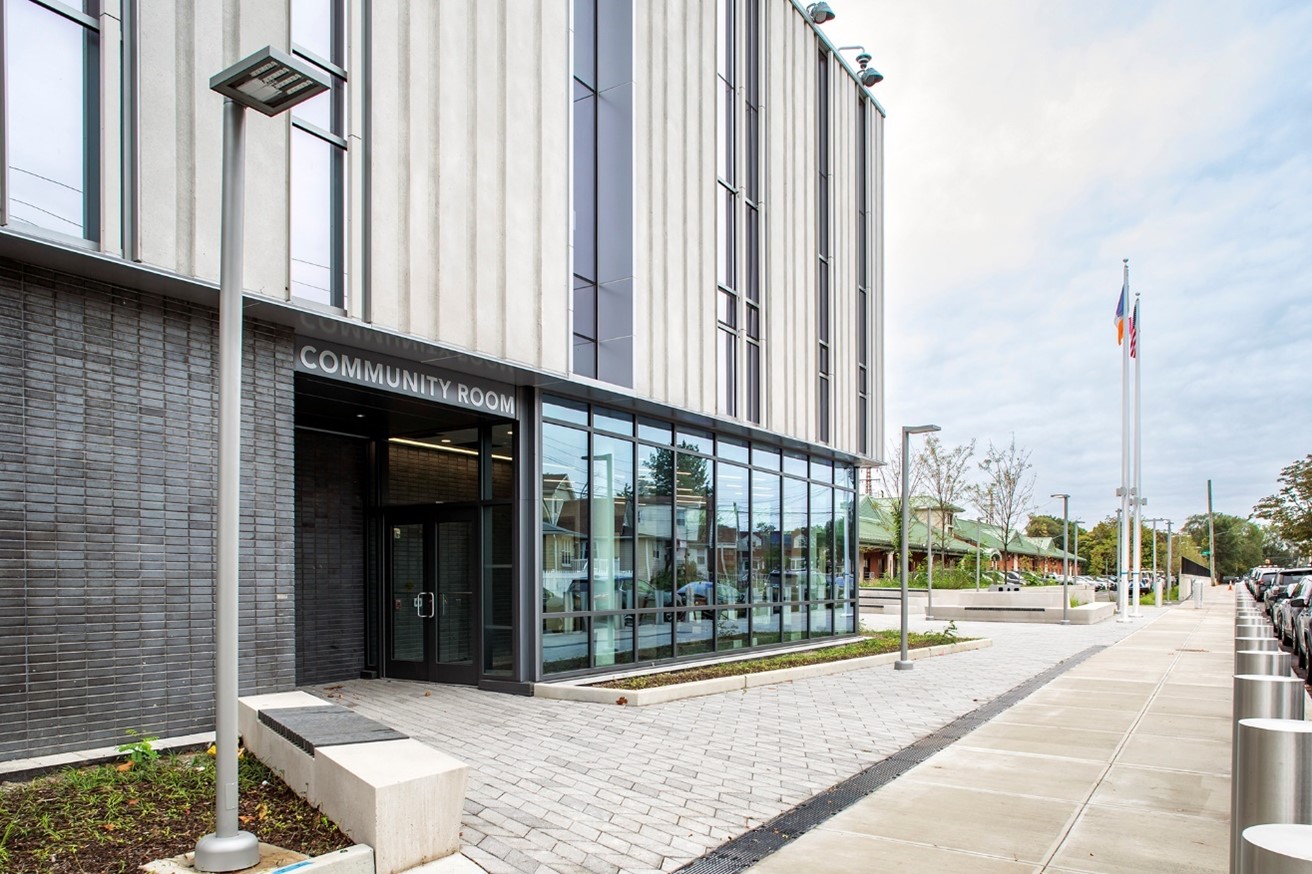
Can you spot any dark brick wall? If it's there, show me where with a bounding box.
[0,259,296,762]
[294,431,366,684]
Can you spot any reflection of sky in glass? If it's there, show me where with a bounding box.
[290,129,334,304]
[292,0,333,62]
[292,83,333,132]
[5,0,92,237]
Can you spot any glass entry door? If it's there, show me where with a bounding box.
[385,508,478,684]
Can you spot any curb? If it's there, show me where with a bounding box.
[533,638,993,706]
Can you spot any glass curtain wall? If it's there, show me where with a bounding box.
[541,396,858,676]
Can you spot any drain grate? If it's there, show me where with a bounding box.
[675,645,1107,874]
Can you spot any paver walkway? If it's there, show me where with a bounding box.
[745,586,1282,873]
[316,605,1166,874]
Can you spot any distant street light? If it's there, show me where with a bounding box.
[897,425,940,671]
[196,47,329,874]
[1051,493,1070,625]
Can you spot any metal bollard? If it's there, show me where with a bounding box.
[1241,824,1312,874]
[1237,637,1281,653]
[1231,674,1306,874]
[1238,626,1272,639]
[1233,719,1312,874]
[1235,650,1293,677]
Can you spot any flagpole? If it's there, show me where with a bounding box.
[1131,292,1143,617]
[1117,259,1132,622]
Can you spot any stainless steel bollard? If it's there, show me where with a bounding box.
[1241,824,1312,874]
[1235,650,1293,677]
[1233,719,1312,874]
[1237,637,1281,653]
[1231,675,1306,874]
[1238,626,1272,639]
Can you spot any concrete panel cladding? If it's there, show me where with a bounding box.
[0,259,296,762]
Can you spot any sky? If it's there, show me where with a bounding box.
[823,0,1312,533]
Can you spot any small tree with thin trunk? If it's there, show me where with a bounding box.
[871,439,924,573]
[917,436,976,553]
[970,436,1035,571]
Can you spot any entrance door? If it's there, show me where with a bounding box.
[385,508,478,684]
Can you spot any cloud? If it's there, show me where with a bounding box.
[823,0,1312,526]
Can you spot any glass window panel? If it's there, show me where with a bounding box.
[810,483,833,600]
[745,206,759,301]
[717,328,736,417]
[716,608,748,651]
[573,0,596,86]
[818,267,830,343]
[782,477,807,600]
[716,0,734,82]
[573,280,597,338]
[543,617,590,674]
[543,396,588,425]
[573,91,597,282]
[637,611,672,661]
[490,423,515,500]
[714,462,749,604]
[387,430,480,504]
[750,470,780,602]
[811,458,834,482]
[837,600,856,634]
[717,185,736,290]
[836,490,853,598]
[718,437,749,465]
[745,106,758,203]
[746,301,760,339]
[636,443,675,613]
[573,336,597,379]
[717,80,735,185]
[638,417,673,445]
[592,434,634,612]
[541,424,590,613]
[593,614,633,667]
[818,178,828,251]
[292,79,336,133]
[677,429,714,457]
[6,0,98,240]
[751,604,780,647]
[837,464,856,490]
[675,448,713,611]
[751,445,781,471]
[483,505,514,674]
[782,603,805,642]
[676,610,714,656]
[389,523,424,662]
[718,289,737,328]
[594,407,634,436]
[291,129,340,305]
[783,453,807,479]
[809,603,833,637]
[746,341,761,424]
[292,0,336,63]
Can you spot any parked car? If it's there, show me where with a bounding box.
[1296,607,1312,671]
[1272,578,1311,645]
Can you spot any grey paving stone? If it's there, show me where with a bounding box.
[312,610,1159,873]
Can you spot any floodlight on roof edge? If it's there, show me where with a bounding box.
[209,46,329,117]
[807,2,836,25]
[837,44,884,87]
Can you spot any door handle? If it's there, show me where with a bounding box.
[413,592,434,619]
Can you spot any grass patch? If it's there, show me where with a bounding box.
[593,629,971,690]
[0,748,350,874]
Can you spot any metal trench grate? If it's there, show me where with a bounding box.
[676,644,1107,874]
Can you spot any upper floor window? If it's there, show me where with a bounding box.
[572,0,599,379]
[2,0,101,243]
[856,97,871,455]
[291,0,346,308]
[816,49,831,444]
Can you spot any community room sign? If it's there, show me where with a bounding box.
[294,338,517,418]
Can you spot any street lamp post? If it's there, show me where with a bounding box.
[196,48,328,874]
[1051,493,1070,625]
[897,425,940,670]
[926,503,934,620]
[1071,519,1083,583]
[1165,520,1174,599]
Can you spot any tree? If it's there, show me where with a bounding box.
[1253,454,1312,549]
[1182,513,1263,579]
[1027,514,1064,548]
[970,436,1035,570]
[870,438,924,554]
[916,436,975,550]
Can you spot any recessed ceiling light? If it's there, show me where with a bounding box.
[440,438,452,444]
[355,413,365,418]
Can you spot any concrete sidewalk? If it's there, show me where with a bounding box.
[747,588,1275,874]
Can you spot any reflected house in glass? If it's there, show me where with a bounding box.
[0,0,884,759]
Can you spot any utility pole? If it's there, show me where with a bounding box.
[1206,480,1217,605]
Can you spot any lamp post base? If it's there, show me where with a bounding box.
[894,660,914,671]
[1059,619,1071,625]
[194,830,260,873]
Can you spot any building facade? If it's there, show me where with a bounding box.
[0,0,884,760]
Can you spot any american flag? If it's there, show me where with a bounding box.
[1129,298,1139,359]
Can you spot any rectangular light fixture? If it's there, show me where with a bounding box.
[209,46,330,117]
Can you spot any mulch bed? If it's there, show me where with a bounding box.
[0,749,351,874]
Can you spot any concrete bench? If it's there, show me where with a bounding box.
[964,605,1045,612]
[240,691,468,874]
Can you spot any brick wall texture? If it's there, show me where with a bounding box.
[0,259,297,762]
[294,431,366,685]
